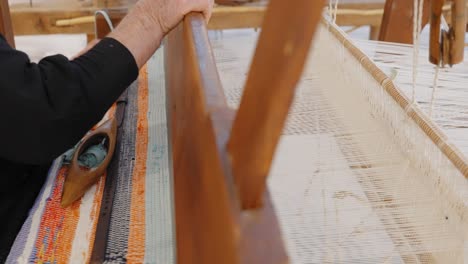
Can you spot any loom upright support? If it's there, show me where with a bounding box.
[165,0,324,263]
[379,0,431,44]
[0,0,14,47]
[228,0,326,209]
[429,0,466,66]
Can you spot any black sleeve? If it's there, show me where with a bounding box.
[0,35,138,165]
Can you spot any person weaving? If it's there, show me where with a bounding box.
[0,0,213,260]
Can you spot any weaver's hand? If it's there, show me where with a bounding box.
[108,0,213,68]
[145,0,214,34]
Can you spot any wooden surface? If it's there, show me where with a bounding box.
[429,0,466,66]
[8,0,388,37]
[0,0,15,47]
[448,0,466,65]
[228,0,326,209]
[165,12,288,264]
[332,0,384,9]
[165,14,238,264]
[208,6,264,30]
[165,1,315,259]
[379,0,430,44]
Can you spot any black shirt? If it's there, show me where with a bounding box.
[0,35,138,261]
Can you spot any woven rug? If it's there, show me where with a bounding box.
[6,52,174,264]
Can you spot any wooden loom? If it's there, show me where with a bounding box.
[3,0,464,42]
[158,1,467,263]
[164,1,325,262]
[163,1,468,259]
[1,0,468,263]
[1,0,392,40]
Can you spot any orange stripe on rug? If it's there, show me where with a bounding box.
[127,66,149,263]
[33,167,80,263]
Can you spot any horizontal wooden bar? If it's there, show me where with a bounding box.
[9,4,399,36]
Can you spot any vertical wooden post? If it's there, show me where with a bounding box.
[0,0,14,47]
[227,0,326,209]
[429,0,466,66]
[379,0,430,44]
[448,0,466,65]
[369,25,380,40]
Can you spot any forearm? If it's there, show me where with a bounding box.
[108,0,164,69]
[0,38,138,164]
[107,0,213,69]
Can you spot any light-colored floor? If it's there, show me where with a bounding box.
[14,34,87,62]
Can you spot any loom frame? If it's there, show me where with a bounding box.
[323,17,468,177]
[163,10,468,264]
[163,0,325,263]
[0,0,14,47]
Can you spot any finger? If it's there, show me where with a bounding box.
[203,0,214,23]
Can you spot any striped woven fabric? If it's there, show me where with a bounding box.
[7,52,174,264]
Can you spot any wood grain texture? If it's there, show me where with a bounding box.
[165,13,240,264]
[165,11,288,264]
[0,0,15,47]
[10,2,387,36]
[208,6,265,30]
[227,0,326,209]
[449,0,466,65]
[10,7,98,35]
[429,0,466,66]
[379,0,430,44]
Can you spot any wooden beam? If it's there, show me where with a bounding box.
[0,0,15,47]
[379,0,430,44]
[429,0,466,66]
[228,0,326,209]
[11,7,98,35]
[9,3,388,36]
[208,6,265,29]
[165,14,239,264]
[335,8,383,26]
[165,12,287,264]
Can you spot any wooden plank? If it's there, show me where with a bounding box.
[165,13,239,264]
[429,0,466,66]
[227,0,326,209]
[208,6,265,30]
[335,9,383,26]
[165,11,288,264]
[0,0,15,47]
[332,0,385,9]
[11,7,98,35]
[378,0,430,44]
[9,3,387,36]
